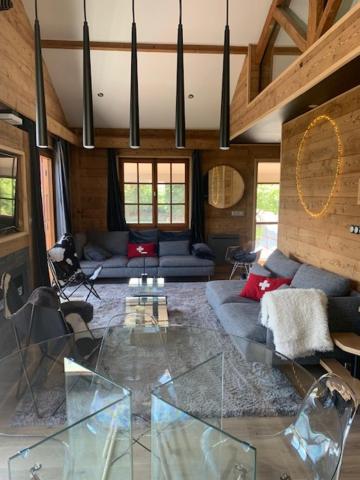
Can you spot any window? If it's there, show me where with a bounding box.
[255,162,281,260]
[122,160,188,227]
[0,152,18,233]
[40,155,55,250]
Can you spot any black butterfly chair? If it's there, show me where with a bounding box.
[48,233,102,301]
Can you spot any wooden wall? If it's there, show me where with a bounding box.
[279,85,360,290]
[0,0,77,144]
[70,145,280,242]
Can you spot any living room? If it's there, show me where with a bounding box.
[1,0,360,479]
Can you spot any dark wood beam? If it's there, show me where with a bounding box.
[41,39,299,56]
[307,0,325,46]
[273,6,307,52]
[316,0,342,38]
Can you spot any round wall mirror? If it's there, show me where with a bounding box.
[208,165,245,209]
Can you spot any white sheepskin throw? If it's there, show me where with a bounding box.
[261,288,333,359]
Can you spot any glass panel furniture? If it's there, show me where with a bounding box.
[128,277,165,298]
[125,296,168,325]
[0,325,357,479]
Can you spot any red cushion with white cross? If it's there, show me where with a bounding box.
[128,243,157,258]
[240,274,292,302]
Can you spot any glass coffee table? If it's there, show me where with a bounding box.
[127,277,167,326]
[3,325,344,480]
[128,276,165,298]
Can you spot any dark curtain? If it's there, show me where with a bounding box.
[54,138,72,238]
[107,148,128,231]
[19,117,50,287]
[191,150,205,243]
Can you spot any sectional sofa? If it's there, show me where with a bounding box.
[74,230,215,279]
[206,249,360,361]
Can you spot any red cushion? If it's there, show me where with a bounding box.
[128,243,157,258]
[240,274,292,302]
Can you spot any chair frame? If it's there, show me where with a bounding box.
[48,254,102,302]
[225,246,262,280]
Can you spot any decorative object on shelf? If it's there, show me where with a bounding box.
[219,0,230,150]
[0,0,13,11]
[34,0,48,148]
[175,0,185,148]
[208,165,245,209]
[130,0,140,148]
[83,0,94,149]
[296,114,343,218]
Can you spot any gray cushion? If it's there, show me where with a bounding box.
[159,240,189,257]
[83,242,112,261]
[250,263,272,277]
[206,280,258,311]
[61,301,93,323]
[129,229,158,244]
[87,231,129,256]
[102,255,129,268]
[216,303,266,343]
[291,264,351,297]
[80,259,102,270]
[327,296,360,333]
[159,255,214,267]
[127,256,159,267]
[265,249,301,278]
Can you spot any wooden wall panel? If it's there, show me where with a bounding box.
[279,85,360,290]
[70,145,280,238]
[0,1,77,144]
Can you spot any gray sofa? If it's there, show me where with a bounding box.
[206,249,360,361]
[74,231,215,279]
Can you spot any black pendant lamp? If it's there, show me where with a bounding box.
[130,0,140,148]
[34,0,48,148]
[175,0,185,149]
[219,0,230,150]
[83,0,94,149]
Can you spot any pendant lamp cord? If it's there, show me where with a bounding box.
[226,0,229,27]
[179,0,182,25]
[34,0,38,20]
[132,0,135,23]
[83,0,87,22]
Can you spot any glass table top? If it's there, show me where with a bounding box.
[128,277,166,297]
[0,325,316,479]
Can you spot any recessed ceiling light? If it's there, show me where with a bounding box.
[188,94,194,99]
[97,92,104,97]
[308,104,318,109]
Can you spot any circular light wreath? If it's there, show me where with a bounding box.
[296,114,343,218]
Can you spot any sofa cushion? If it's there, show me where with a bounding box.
[128,242,157,258]
[74,233,87,259]
[80,259,102,270]
[159,255,213,267]
[87,231,129,256]
[216,303,266,343]
[291,264,351,297]
[206,280,257,311]
[83,242,112,261]
[192,243,216,260]
[127,256,159,268]
[265,249,301,278]
[102,255,129,268]
[240,274,292,301]
[129,229,158,244]
[328,296,360,333]
[159,230,191,241]
[250,263,272,277]
[159,240,189,257]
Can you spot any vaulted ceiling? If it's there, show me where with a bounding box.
[22,0,308,130]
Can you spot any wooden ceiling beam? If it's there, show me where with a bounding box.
[255,0,289,63]
[316,0,343,38]
[41,39,299,56]
[307,0,325,46]
[273,6,307,52]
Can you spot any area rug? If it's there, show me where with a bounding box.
[12,282,303,426]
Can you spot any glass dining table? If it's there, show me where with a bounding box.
[0,323,316,479]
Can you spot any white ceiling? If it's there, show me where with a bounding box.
[22,0,300,130]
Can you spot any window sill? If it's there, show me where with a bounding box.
[0,231,29,257]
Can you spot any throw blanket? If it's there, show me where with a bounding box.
[261,288,333,359]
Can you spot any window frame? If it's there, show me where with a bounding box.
[119,157,190,230]
[254,160,281,254]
